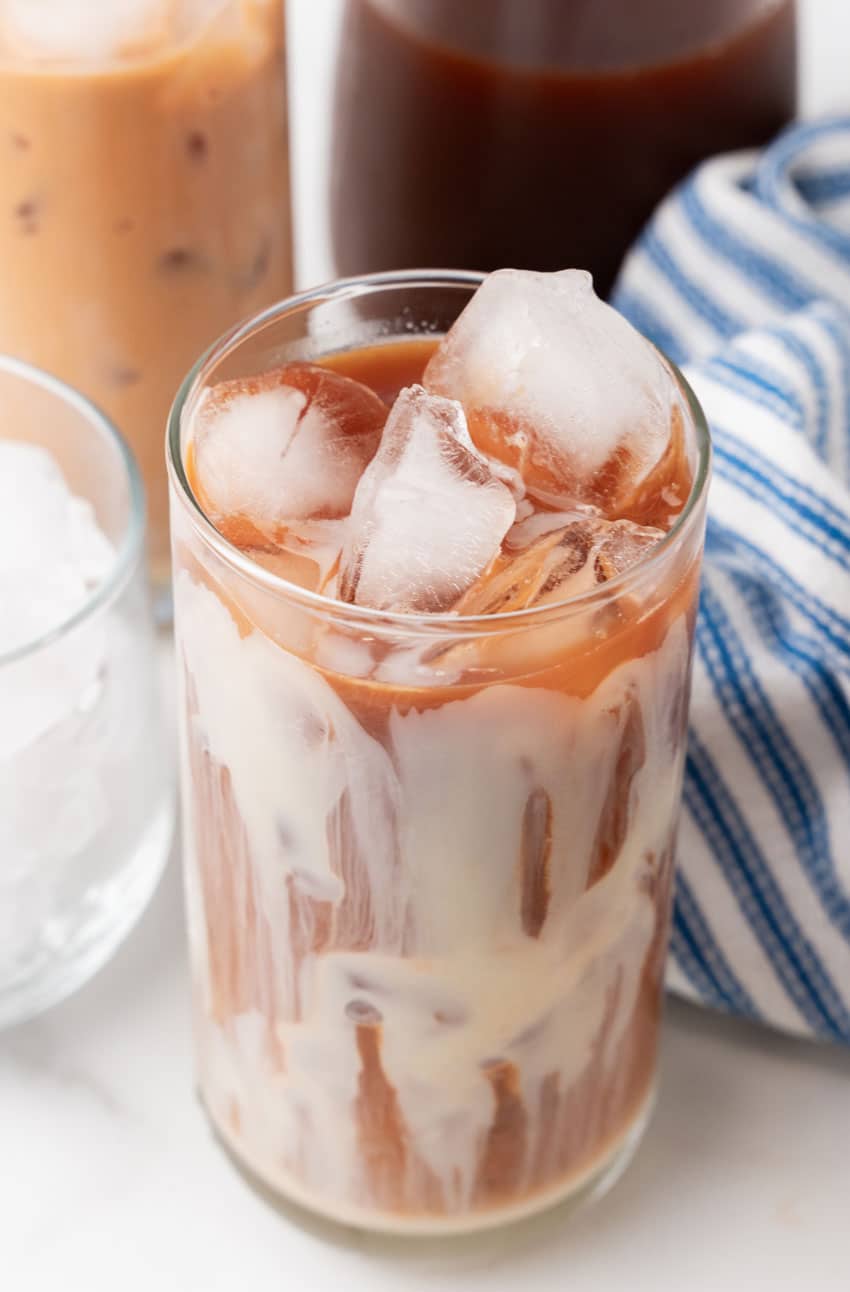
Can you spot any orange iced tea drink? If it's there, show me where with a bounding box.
[168,270,710,1233]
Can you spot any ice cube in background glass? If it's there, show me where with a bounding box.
[192,362,386,549]
[0,442,113,757]
[339,384,516,613]
[0,0,173,59]
[424,268,678,514]
[0,439,111,878]
[246,517,348,597]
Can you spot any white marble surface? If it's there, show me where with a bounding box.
[5,3,850,1289]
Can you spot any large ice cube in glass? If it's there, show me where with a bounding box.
[191,362,386,549]
[424,269,680,514]
[339,385,516,613]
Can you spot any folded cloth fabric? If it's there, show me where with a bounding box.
[613,116,850,1045]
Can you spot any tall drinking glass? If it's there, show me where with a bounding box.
[168,272,710,1234]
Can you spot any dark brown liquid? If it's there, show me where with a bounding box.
[332,0,797,295]
[321,335,436,403]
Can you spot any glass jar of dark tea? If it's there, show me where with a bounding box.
[331,0,798,295]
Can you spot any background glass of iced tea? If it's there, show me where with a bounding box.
[0,357,174,1030]
[167,272,711,1234]
[0,0,293,603]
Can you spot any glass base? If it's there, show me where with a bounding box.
[0,794,174,1030]
[202,1082,655,1238]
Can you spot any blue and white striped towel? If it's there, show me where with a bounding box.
[613,117,850,1045]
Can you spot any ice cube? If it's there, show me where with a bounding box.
[424,269,680,513]
[245,518,346,597]
[456,511,665,615]
[1,0,173,60]
[592,519,666,584]
[339,385,516,613]
[0,443,113,652]
[191,362,386,548]
[0,441,114,758]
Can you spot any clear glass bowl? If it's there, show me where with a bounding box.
[0,356,174,1029]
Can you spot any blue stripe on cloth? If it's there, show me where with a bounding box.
[606,287,688,364]
[811,307,850,482]
[709,428,850,563]
[698,578,850,947]
[753,117,850,260]
[795,168,850,206]
[668,921,719,1007]
[641,225,746,338]
[730,570,850,786]
[681,179,813,312]
[668,924,724,1010]
[702,353,806,429]
[704,524,850,666]
[671,870,761,1020]
[768,321,832,460]
[684,733,850,1040]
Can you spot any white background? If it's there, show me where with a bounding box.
[3,4,850,1290]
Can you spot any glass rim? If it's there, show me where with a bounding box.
[166,268,712,636]
[0,354,145,668]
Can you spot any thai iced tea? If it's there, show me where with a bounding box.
[168,270,710,1233]
[0,0,293,588]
